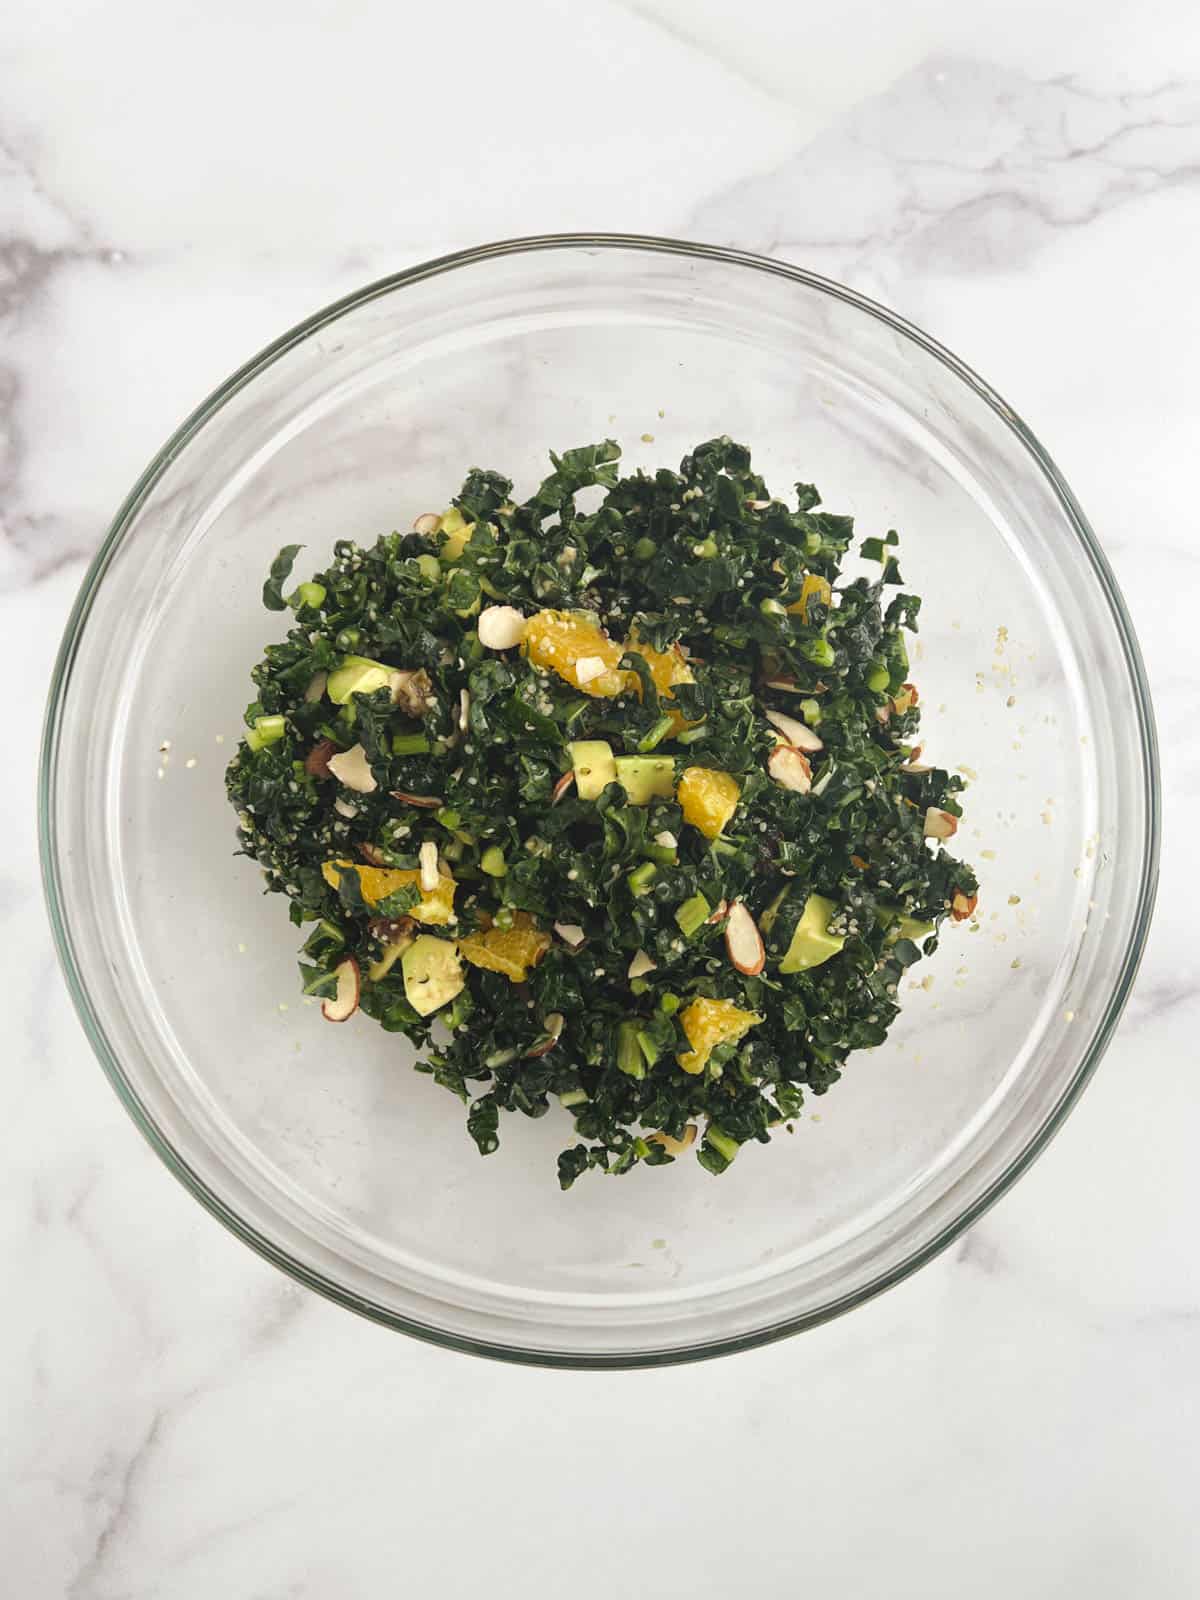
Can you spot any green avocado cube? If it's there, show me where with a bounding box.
[401,935,465,1016]
[327,655,394,705]
[568,740,617,801]
[614,755,675,805]
[779,893,845,973]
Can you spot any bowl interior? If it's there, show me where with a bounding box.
[45,241,1154,1362]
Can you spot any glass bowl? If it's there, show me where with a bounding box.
[39,235,1159,1366]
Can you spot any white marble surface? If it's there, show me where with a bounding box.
[4,2,1198,1594]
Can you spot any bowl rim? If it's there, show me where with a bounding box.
[38,232,1161,1368]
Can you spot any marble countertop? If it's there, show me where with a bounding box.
[4,2,1198,1595]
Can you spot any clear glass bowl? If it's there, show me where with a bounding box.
[39,236,1159,1366]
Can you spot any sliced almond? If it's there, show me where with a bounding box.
[706,898,729,925]
[458,688,471,734]
[764,678,805,695]
[334,798,358,819]
[646,1124,697,1156]
[767,745,812,794]
[764,708,824,752]
[412,512,441,536]
[551,770,576,805]
[304,670,328,703]
[951,890,979,921]
[418,840,440,893]
[627,949,657,979]
[554,922,586,948]
[747,498,772,512]
[725,901,765,975]
[477,605,527,651]
[574,655,607,685]
[924,808,959,840]
[305,737,338,779]
[327,743,377,794]
[653,830,677,850]
[358,842,389,866]
[525,1012,566,1059]
[322,958,360,1023]
[390,790,443,808]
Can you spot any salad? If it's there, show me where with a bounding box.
[226,437,979,1187]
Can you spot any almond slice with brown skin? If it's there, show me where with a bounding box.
[322,957,360,1023]
[304,738,338,779]
[764,708,824,752]
[951,890,979,921]
[524,1012,565,1059]
[390,790,443,808]
[412,512,441,536]
[924,807,958,840]
[551,770,576,805]
[725,901,765,975]
[767,745,812,793]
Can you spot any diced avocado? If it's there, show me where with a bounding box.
[779,892,845,973]
[401,936,465,1017]
[569,739,617,800]
[439,508,497,563]
[438,506,472,561]
[327,655,393,705]
[480,846,507,877]
[674,892,711,939]
[614,755,675,805]
[875,904,936,941]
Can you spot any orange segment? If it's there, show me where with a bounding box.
[459,912,551,982]
[787,573,832,622]
[628,629,697,733]
[677,996,761,1074]
[677,766,741,840]
[523,610,630,698]
[321,860,456,925]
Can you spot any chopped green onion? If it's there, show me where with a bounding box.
[289,580,326,611]
[636,1030,660,1067]
[246,714,286,752]
[627,861,657,897]
[616,1021,646,1079]
[706,1126,739,1163]
[637,714,674,753]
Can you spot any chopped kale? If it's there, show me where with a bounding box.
[227,439,978,1187]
